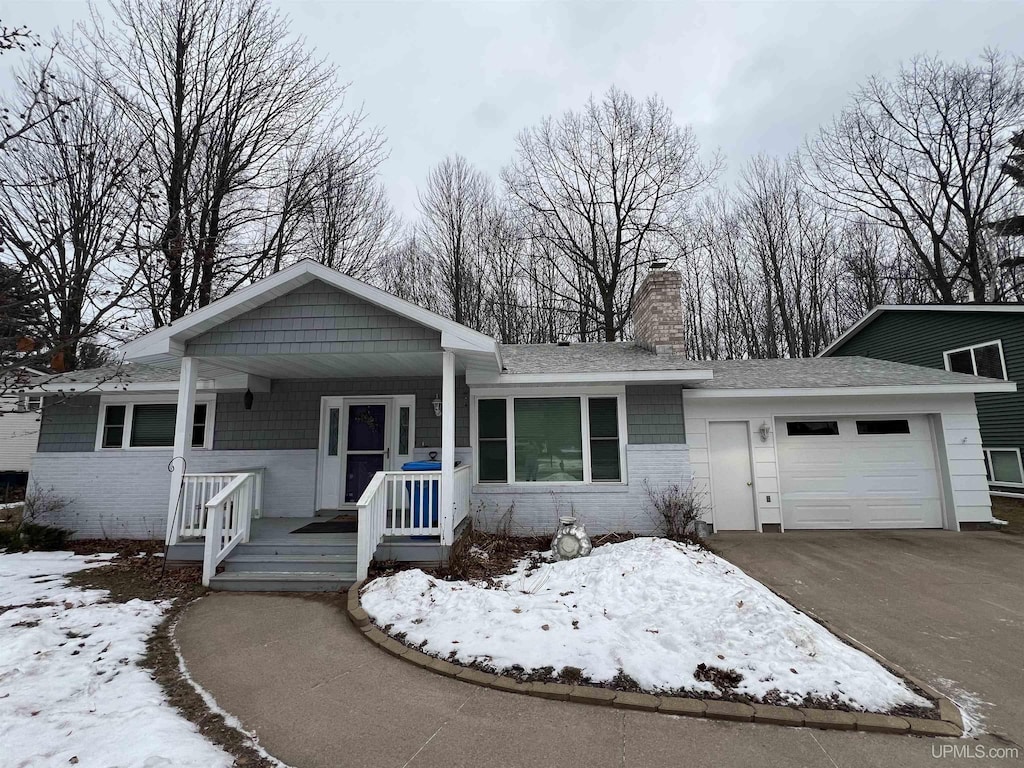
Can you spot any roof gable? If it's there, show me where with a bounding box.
[821,304,1024,357]
[120,260,500,366]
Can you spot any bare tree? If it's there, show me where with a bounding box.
[0,23,76,153]
[807,50,1024,302]
[299,138,394,280]
[417,155,492,327]
[0,69,145,372]
[504,86,719,341]
[74,0,360,324]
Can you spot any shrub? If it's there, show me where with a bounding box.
[644,480,709,545]
[2,486,72,552]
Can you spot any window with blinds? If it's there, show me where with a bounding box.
[98,400,211,449]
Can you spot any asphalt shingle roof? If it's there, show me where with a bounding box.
[29,363,172,387]
[33,349,1000,391]
[499,342,708,374]
[687,356,1001,389]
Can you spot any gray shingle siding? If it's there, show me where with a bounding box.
[626,385,685,444]
[213,377,470,450]
[37,396,99,452]
[185,279,441,357]
[829,310,1024,485]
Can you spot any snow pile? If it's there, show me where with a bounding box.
[0,551,232,768]
[362,538,931,712]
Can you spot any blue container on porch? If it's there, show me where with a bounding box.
[401,460,442,528]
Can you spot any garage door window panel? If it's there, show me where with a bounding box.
[786,420,840,437]
[856,419,910,435]
[944,341,1007,380]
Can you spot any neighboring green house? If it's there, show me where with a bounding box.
[821,306,1024,493]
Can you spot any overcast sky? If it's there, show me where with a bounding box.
[2,0,1022,219]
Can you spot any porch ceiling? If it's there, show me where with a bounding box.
[198,351,456,379]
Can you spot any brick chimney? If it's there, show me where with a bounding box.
[632,264,686,355]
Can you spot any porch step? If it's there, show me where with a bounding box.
[223,553,356,574]
[230,541,357,557]
[209,571,353,592]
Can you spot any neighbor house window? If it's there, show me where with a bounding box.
[17,395,42,413]
[476,394,625,484]
[983,448,1024,486]
[786,420,839,437]
[98,398,214,450]
[944,341,1007,380]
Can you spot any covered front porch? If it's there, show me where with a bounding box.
[115,261,500,589]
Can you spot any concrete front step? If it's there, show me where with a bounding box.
[223,554,356,574]
[209,571,354,592]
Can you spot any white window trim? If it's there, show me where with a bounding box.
[95,393,217,451]
[983,446,1024,488]
[942,339,1008,381]
[470,385,629,486]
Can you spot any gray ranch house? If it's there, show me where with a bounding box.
[27,261,1014,590]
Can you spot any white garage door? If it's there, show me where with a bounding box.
[777,415,943,529]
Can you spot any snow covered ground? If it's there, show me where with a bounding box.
[362,537,933,713]
[0,551,233,768]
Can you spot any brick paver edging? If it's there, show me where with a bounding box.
[345,580,963,737]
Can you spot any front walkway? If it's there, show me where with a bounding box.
[176,591,1012,768]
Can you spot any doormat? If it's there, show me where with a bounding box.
[292,518,357,534]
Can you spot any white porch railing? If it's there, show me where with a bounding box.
[355,465,473,580]
[201,472,257,586]
[176,470,264,541]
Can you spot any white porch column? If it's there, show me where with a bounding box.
[439,349,456,545]
[165,356,198,545]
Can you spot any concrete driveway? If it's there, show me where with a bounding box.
[176,531,1023,768]
[714,530,1024,748]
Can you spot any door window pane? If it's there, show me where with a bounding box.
[327,408,340,456]
[974,344,1005,379]
[347,404,386,451]
[398,406,410,455]
[130,403,177,447]
[345,453,384,503]
[946,349,974,375]
[102,405,126,448]
[514,398,583,482]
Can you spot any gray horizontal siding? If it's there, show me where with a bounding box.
[626,385,685,444]
[831,310,1024,458]
[37,396,99,452]
[214,377,470,450]
[186,279,440,357]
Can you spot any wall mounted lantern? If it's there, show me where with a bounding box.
[758,421,771,442]
[432,394,443,418]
